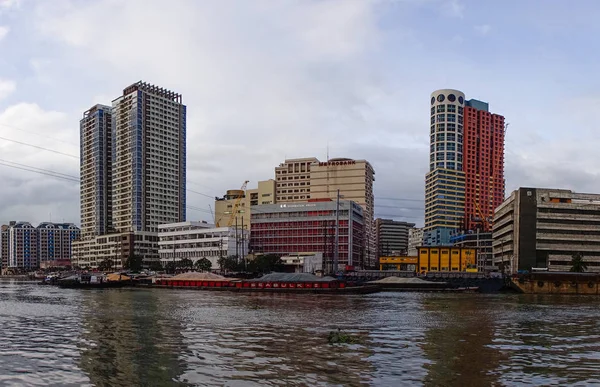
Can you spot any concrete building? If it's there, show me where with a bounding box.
[72,231,158,270]
[250,199,365,272]
[408,227,424,256]
[112,81,186,233]
[37,222,81,268]
[0,221,80,271]
[425,89,505,245]
[214,179,276,230]
[375,218,415,256]
[450,231,493,272]
[80,104,113,239]
[274,158,318,202]
[493,188,600,274]
[74,81,187,267]
[280,253,323,273]
[158,221,249,270]
[309,158,376,268]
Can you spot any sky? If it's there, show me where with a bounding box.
[0,0,599,228]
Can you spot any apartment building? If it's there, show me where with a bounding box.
[158,221,249,270]
[80,104,113,240]
[493,188,600,273]
[112,81,186,233]
[375,219,415,256]
[214,179,276,230]
[0,221,80,271]
[75,81,187,266]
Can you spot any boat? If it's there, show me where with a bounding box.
[512,271,600,294]
[57,273,132,289]
[236,272,380,294]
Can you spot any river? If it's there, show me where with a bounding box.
[0,280,599,386]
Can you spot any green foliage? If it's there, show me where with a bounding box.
[327,329,360,344]
[124,254,144,272]
[247,254,284,274]
[165,261,177,274]
[194,258,212,272]
[177,258,194,270]
[98,258,113,272]
[218,256,240,272]
[147,260,164,272]
[570,252,588,273]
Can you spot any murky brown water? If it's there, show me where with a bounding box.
[0,280,599,386]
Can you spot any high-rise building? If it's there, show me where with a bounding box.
[407,227,424,256]
[425,89,505,246]
[80,104,113,239]
[375,219,415,256]
[73,81,186,269]
[112,81,186,233]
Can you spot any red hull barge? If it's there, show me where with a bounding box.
[151,272,379,294]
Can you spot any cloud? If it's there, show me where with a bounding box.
[0,79,15,100]
[0,26,8,40]
[474,24,491,36]
[443,0,464,18]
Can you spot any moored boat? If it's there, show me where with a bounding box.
[57,273,132,289]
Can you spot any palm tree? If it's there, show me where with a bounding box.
[570,252,588,273]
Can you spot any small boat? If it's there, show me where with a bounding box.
[57,273,131,289]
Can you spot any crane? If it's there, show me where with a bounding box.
[227,180,249,227]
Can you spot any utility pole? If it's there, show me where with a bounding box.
[333,189,340,274]
[235,216,239,262]
[241,215,246,270]
[172,231,176,273]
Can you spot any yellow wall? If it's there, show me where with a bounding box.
[417,246,476,273]
[379,256,418,270]
[214,180,277,229]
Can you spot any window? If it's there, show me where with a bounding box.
[447,114,456,122]
[437,105,446,113]
[437,114,445,122]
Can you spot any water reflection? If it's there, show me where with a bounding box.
[78,288,189,386]
[2,282,600,386]
[419,295,505,386]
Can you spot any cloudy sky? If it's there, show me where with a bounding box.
[0,0,598,228]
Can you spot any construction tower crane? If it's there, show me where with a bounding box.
[227,180,249,227]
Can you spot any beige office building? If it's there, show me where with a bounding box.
[274,157,318,202]
[214,180,277,231]
[272,157,376,268]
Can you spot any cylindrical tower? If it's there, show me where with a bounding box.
[429,89,465,172]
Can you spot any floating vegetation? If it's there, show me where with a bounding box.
[327,329,360,344]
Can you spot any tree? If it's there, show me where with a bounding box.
[194,258,212,272]
[165,261,177,274]
[218,256,241,272]
[98,258,113,272]
[124,254,144,272]
[178,258,194,271]
[248,254,284,274]
[570,252,588,273]
[147,260,163,272]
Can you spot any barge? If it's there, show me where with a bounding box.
[512,272,600,294]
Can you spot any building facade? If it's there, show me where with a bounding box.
[80,104,113,239]
[375,218,415,256]
[112,81,186,233]
[75,81,187,267]
[0,221,80,271]
[72,231,158,270]
[250,199,365,272]
[158,221,249,270]
[450,231,493,272]
[214,179,276,230]
[493,188,600,274]
[425,89,505,246]
[417,246,477,274]
[274,158,318,202]
[408,227,424,256]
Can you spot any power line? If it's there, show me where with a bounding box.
[0,135,79,159]
[0,160,79,182]
[376,197,424,202]
[0,123,79,146]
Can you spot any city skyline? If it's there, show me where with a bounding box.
[0,0,598,228]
